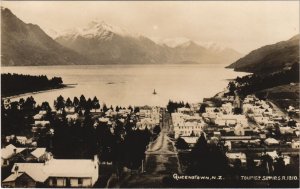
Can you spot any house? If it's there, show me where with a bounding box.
[291,140,300,149]
[264,138,279,145]
[226,152,247,167]
[34,121,50,127]
[253,116,270,125]
[265,151,279,161]
[224,141,232,150]
[181,136,199,147]
[221,103,233,114]
[173,121,204,138]
[16,136,27,145]
[137,118,156,130]
[279,127,294,135]
[33,111,47,120]
[213,131,221,137]
[45,156,99,187]
[2,156,99,188]
[66,113,79,122]
[177,107,193,114]
[243,95,255,103]
[262,108,273,117]
[33,114,43,120]
[283,155,291,165]
[27,148,48,162]
[205,107,219,114]
[215,114,247,127]
[65,107,75,113]
[234,124,245,136]
[39,110,47,115]
[2,163,48,187]
[1,144,26,167]
[221,96,235,103]
[99,117,110,123]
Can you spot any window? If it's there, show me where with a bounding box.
[52,178,57,186]
[78,178,83,185]
[3,159,8,165]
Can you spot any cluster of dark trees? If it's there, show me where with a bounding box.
[175,137,189,149]
[2,97,36,137]
[54,94,139,115]
[49,95,153,172]
[2,95,154,174]
[231,63,299,97]
[1,73,64,97]
[167,100,190,113]
[54,95,100,114]
[52,104,152,172]
[185,133,229,176]
[174,133,299,187]
[1,96,54,147]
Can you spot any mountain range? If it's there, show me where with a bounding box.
[227,34,300,74]
[1,8,242,66]
[1,7,88,66]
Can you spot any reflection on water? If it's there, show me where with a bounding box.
[1,64,248,107]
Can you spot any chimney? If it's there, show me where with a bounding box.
[14,165,19,176]
[13,148,17,154]
[93,155,99,164]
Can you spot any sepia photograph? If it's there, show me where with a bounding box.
[1,0,299,188]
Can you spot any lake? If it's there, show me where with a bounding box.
[1,64,248,107]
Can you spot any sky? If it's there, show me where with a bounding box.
[2,1,299,54]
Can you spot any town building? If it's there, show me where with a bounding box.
[2,155,99,188]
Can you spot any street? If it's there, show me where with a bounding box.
[118,110,182,187]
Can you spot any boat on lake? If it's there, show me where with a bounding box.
[153,89,157,95]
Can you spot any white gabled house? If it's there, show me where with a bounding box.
[1,144,26,167]
[2,155,99,188]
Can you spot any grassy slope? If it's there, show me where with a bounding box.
[256,83,299,114]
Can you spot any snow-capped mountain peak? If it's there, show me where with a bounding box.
[197,41,227,52]
[58,20,141,40]
[150,37,191,48]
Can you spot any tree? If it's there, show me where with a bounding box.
[73,97,79,108]
[153,125,161,135]
[191,133,207,159]
[176,137,189,149]
[190,130,195,137]
[23,96,36,111]
[65,98,73,111]
[185,103,191,108]
[54,95,65,112]
[86,98,93,111]
[128,105,133,112]
[103,104,108,112]
[134,107,140,113]
[92,96,100,112]
[18,98,25,110]
[41,102,51,111]
[288,119,296,127]
[233,107,242,114]
[79,95,87,110]
[228,81,236,96]
[199,103,208,113]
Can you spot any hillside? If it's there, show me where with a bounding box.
[227,34,300,74]
[1,7,89,66]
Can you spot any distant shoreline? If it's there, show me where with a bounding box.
[1,62,231,68]
[1,84,76,100]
